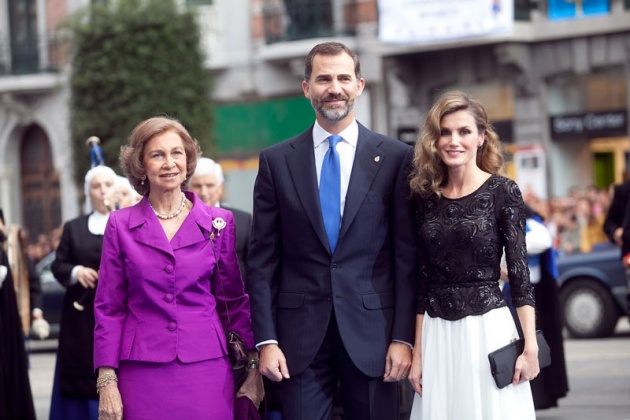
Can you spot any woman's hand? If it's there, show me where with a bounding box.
[98,381,123,420]
[513,346,540,385]
[76,266,98,289]
[514,305,540,385]
[408,349,423,396]
[236,365,264,408]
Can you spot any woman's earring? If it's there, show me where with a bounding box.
[141,175,146,185]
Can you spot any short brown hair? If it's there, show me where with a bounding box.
[119,116,201,196]
[304,42,361,82]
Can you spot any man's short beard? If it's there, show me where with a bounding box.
[314,99,355,122]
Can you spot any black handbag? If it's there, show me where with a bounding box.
[488,330,551,389]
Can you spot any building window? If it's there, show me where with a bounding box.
[262,0,363,43]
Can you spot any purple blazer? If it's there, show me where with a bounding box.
[94,191,254,370]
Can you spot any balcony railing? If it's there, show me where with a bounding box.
[0,31,70,76]
[262,0,361,44]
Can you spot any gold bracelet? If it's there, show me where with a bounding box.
[96,372,118,393]
[97,372,117,385]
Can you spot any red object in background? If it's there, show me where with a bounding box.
[622,253,630,268]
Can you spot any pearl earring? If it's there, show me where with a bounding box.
[141,175,146,185]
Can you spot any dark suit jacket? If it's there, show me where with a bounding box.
[247,122,417,378]
[223,206,252,288]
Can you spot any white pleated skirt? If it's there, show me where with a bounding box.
[410,307,536,420]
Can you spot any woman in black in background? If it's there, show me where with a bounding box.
[49,165,118,420]
[0,209,36,420]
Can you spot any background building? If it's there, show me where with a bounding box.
[1,0,629,229]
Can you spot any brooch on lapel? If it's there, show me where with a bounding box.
[210,217,227,239]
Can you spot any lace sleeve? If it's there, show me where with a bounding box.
[498,178,535,308]
[415,198,430,314]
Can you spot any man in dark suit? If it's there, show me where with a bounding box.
[189,157,252,286]
[247,42,417,419]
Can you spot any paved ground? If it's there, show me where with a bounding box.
[28,319,630,420]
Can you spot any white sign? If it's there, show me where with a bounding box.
[514,144,547,202]
[378,0,514,44]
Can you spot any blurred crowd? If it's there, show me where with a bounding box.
[524,184,612,256]
[24,227,62,264]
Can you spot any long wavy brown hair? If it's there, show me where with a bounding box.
[409,91,505,198]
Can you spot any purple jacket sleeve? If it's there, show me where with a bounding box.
[210,210,255,350]
[94,212,128,370]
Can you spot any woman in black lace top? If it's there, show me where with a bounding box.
[407,91,539,419]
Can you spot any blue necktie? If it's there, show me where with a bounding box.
[319,135,342,253]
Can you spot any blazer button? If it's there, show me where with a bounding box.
[164,293,174,302]
[331,263,337,270]
[168,322,177,331]
[165,265,174,273]
[327,294,333,301]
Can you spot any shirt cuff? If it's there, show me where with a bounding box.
[255,339,279,351]
[393,339,413,351]
[70,265,81,285]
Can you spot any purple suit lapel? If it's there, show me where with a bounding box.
[127,193,215,256]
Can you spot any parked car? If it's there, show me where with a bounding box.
[35,252,64,339]
[556,246,629,338]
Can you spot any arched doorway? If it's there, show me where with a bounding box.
[20,124,61,242]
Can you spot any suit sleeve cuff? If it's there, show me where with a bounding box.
[393,339,413,351]
[255,339,279,351]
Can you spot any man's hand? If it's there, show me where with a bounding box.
[259,344,290,382]
[383,342,411,382]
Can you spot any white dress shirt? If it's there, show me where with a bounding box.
[313,120,359,219]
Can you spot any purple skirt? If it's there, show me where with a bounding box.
[118,356,234,420]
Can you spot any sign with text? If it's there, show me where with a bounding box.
[550,110,627,139]
[378,0,513,44]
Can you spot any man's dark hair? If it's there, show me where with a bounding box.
[304,42,361,82]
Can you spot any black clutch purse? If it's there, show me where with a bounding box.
[488,330,551,389]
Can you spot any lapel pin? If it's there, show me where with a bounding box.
[212,217,227,237]
[374,156,381,163]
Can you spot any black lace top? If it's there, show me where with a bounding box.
[415,175,535,321]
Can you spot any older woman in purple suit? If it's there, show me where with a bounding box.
[94,116,262,420]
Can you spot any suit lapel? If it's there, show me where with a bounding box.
[128,193,210,256]
[170,194,213,251]
[285,130,331,252]
[129,197,174,258]
[339,125,384,240]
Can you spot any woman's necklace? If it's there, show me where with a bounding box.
[150,192,187,220]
